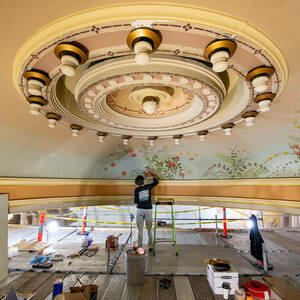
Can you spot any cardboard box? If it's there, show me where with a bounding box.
[207,264,239,295]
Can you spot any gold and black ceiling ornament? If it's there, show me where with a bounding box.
[54,42,88,77]
[246,65,275,93]
[148,136,158,146]
[241,110,259,127]
[121,135,132,145]
[96,132,108,143]
[204,39,237,73]
[173,134,183,145]
[127,27,162,65]
[45,113,62,128]
[23,69,51,96]
[253,92,276,112]
[221,123,235,136]
[70,124,83,137]
[197,130,209,142]
[26,96,48,115]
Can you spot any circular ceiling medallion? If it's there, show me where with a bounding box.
[14,3,287,140]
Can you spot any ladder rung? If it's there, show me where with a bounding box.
[155,238,175,242]
[155,201,173,205]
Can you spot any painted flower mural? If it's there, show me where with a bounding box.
[103,144,193,179]
[204,147,269,179]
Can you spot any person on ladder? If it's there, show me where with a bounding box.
[134,172,159,252]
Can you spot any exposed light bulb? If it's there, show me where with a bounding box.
[258,100,272,112]
[245,117,255,127]
[149,139,154,146]
[210,51,229,72]
[29,103,42,115]
[123,139,129,145]
[199,135,206,142]
[224,128,232,136]
[252,76,269,93]
[27,79,44,96]
[72,129,80,136]
[134,41,152,65]
[174,138,180,145]
[48,119,57,128]
[98,136,104,143]
[60,55,79,76]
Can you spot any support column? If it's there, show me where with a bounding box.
[0,194,8,281]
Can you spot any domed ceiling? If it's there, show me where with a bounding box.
[1,1,299,181]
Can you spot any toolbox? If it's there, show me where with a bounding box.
[207,263,239,295]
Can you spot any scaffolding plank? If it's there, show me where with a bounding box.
[189,277,215,300]
[31,272,69,300]
[0,271,39,298]
[17,272,53,294]
[157,276,176,300]
[101,275,126,300]
[140,276,156,300]
[174,276,195,300]
[120,283,141,300]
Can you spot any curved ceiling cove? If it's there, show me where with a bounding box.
[14,4,287,144]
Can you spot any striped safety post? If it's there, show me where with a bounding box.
[220,207,232,238]
[37,212,46,241]
[80,206,88,235]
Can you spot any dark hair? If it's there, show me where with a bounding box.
[135,175,144,186]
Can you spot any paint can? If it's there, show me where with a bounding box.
[52,277,63,299]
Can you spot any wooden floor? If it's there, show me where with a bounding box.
[5,228,300,299]
[0,271,255,300]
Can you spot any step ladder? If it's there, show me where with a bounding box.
[153,201,178,256]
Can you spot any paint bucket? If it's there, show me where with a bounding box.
[126,249,146,286]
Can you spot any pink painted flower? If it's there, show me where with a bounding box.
[296,151,300,157]
[181,172,185,177]
[147,167,152,171]
[138,150,143,153]
[131,153,136,157]
[110,162,116,167]
[104,168,108,171]
[121,171,127,176]
[174,156,179,160]
[292,145,299,149]
[128,149,133,153]
[189,157,194,161]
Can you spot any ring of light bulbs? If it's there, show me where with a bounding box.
[20,23,279,146]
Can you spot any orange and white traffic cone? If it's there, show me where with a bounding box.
[37,212,46,242]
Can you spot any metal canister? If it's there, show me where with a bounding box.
[52,277,63,299]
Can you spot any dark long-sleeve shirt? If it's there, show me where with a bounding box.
[134,178,159,209]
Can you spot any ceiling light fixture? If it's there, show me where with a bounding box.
[173,135,183,145]
[127,27,162,65]
[96,132,107,143]
[148,136,158,146]
[45,113,62,128]
[221,123,235,136]
[246,66,275,93]
[197,130,209,142]
[204,39,237,73]
[23,69,51,96]
[70,124,82,136]
[254,93,276,112]
[122,135,132,145]
[26,96,48,115]
[241,111,259,127]
[54,42,88,76]
[142,96,159,114]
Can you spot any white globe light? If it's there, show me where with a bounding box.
[258,100,272,112]
[143,100,158,114]
[60,55,79,76]
[210,51,229,73]
[252,76,269,93]
[123,138,129,145]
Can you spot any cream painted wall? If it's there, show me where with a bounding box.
[0,194,8,281]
